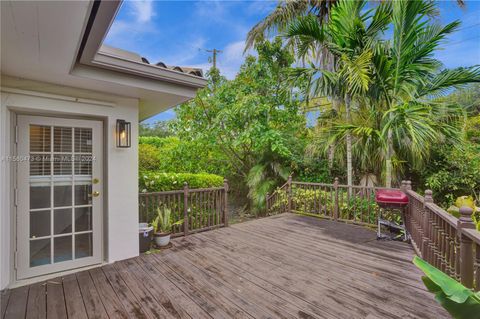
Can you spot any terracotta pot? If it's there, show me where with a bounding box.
[154,232,171,247]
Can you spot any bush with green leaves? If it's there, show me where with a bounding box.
[139,136,230,176]
[291,187,335,216]
[268,188,288,215]
[139,144,162,171]
[339,194,378,225]
[423,143,480,207]
[140,172,224,192]
[413,256,480,319]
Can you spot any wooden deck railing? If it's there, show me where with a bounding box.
[266,177,480,291]
[266,176,396,227]
[139,180,228,237]
[403,182,480,291]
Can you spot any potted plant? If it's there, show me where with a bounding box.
[151,207,183,247]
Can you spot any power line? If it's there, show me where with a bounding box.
[448,35,480,46]
[458,22,480,31]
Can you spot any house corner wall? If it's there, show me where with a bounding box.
[0,85,139,288]
[0,93,12,290]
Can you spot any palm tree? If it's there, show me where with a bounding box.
[246,0,466,51]
[373,0,480,187]
[285,0,389,187]
[284,0,479,187]
[245,0,337,51]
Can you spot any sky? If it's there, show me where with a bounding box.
[104,0,480,123]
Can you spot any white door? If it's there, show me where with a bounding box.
[16,115,103,279]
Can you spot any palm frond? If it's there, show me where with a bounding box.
[417,66,480,98]
[245,0,311,51]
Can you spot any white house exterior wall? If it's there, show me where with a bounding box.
[0,84,140,289]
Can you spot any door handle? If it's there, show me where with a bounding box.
[92,191,100,197]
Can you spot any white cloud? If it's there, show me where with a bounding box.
[246,1,276,16]
[193,0,227,22]
[130,0,154,23]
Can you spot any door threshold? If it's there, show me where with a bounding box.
[11,262,106,289]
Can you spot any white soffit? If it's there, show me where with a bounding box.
[1,0,207,120]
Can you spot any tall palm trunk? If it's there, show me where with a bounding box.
[345,95,353,194]
[328,98,340,168]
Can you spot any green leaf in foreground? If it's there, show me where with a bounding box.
[413,256,480,319]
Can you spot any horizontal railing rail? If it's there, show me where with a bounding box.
[139,180,228,237]
[266,176,480,291]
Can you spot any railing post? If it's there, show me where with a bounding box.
[265,192,269,215]
[183,182,189,236]
[333,177,339,221]
[400,181,411,236]
[458,206,475,288]
[406,180,412,191]
[223,179,229,227]
[422,190,433,261]
[287,175,292,213]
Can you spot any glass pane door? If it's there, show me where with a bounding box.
[29,126,94,267]
[17,115,102,279]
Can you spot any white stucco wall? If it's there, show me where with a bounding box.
[0,85,139,289]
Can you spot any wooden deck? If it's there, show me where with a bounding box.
[1,213,448,319]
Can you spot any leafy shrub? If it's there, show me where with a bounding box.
[466,115,480,144]
[139,136,178,148]
[140,172,224,192]
[269,188,288,214]
[139,136,230,176]
[339,194,378,224]
[424,143,480,207]
[291,188,334,215]
[294,159,333,183]
[139,144,162,171]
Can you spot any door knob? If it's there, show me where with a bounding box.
[92,191,100,197]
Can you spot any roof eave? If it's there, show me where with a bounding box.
[76,0,207,90]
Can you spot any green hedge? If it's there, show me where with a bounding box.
[140,171,224,192]
[138,136,230,176]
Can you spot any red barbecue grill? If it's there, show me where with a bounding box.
[375,189,409,240]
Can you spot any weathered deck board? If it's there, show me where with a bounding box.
[2,213,449,318]
[25,282,46,319]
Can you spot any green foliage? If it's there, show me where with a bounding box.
[284,0,479,187]
[424,143,480,207]
[139,136,230,176]
[172,39,307,212]
[446,196,480,231]
[413,256,480,319]
[292,188,335,215]
[294,158,336,183]
[140,172,224,192]
[291,186,379,225]
[151,207,183,233]
[139,144,162,171]
[466,115,480,144]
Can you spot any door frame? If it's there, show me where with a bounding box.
[15,114,104,280]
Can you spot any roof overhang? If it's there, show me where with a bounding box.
[0,0,207,120]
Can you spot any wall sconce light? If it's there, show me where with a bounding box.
[116,119,131,148]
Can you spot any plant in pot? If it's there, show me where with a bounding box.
[151,207,183,247]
